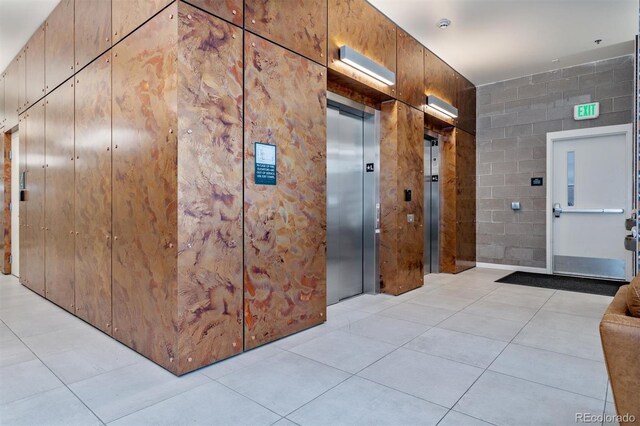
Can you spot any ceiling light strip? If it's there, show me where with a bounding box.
[426,95,458,118]
[339,45,396,86]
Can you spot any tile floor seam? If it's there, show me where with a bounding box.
[442,288,557,423]
[539,306,612,320]
[399,343,502,370]
[1,317,106,424]
[484,369,608,404]
[353,373,451,413]
[502,341,606,366]
[214,373,316,419]
[377,303,459,327]
[103,379,215,424]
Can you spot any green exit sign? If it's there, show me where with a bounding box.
[574,102,599,120]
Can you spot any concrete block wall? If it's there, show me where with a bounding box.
[476,55,634,268]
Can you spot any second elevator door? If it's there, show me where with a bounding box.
[327,106,364,305]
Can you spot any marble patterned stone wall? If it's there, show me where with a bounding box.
[112,0,173,44]
[243,32,327,350]
[245,0,327,65]
[4,0,478,376]
[185,0,243,26]
[74,51,112,335]
[112,4,179,373]
[175,3,244,374]
[75,0,112,71]
[380,101,424,295]
[44,82,76,313]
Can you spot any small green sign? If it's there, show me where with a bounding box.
[573,102,599,121]
[254,142,276,185]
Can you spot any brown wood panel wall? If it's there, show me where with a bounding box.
[397,29,424,110]
[45,0,75,94]
[75,0,112,71]
[1,132,10,274]
[175,3,243,374]
[112,4,178,372]
[244,32,327,350]
[18,117,27,284]
[424,49,457,126]
[112,0,172,44]
[439,128,476,273]
[455,128,476,272]
[44,82,75,312]
[439,129,456,273]
[185,0,243,26]
[26,25,45,108]
[4,59,18,130]
[328,0,396,96]
[17,52,26,115]
[74,51,112,334]
[1,73,5,130]
[25,102,45,295]
[457,77,476,135]
[245,0,327,65]
[379,101,399,292]
[380,101,424,295]
[397,102,424,291]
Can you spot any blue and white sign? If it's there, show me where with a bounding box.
[255,142,277,185]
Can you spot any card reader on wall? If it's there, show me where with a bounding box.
[404,189,412,202]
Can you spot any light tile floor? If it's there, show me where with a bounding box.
[0,268,616,425]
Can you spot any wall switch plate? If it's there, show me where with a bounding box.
[511,201,521,210]
[407,214,414,223]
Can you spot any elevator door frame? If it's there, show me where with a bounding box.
[326,92,380,304]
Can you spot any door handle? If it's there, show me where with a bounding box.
[553,203,562,218]
[561,208,624,214]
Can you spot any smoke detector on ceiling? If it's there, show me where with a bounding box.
[438,18,451,29]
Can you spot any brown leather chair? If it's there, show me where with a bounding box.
[600,285,640,425]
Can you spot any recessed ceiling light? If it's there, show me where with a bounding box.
[594,39,602,44]
[552,58,559,63]
[438,18,451,29]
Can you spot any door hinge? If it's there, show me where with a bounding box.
[9,255,12,265]
[8,150,11,160]
[8,202,11,211]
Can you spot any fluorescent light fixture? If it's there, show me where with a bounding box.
[426,95,458,118]
[339,45,396,86]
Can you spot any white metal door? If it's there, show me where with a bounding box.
[548,124,632,281]
[11,131,19,277]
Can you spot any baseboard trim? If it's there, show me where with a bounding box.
[476,262,549,275]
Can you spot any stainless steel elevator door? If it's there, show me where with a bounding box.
[423,136,440,274]
[327,106,364,305]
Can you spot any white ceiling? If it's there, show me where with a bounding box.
[0,0,636,85]
[369,0,637,85]
[0,0,59,73]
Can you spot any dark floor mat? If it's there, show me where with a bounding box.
[495,271,627,297]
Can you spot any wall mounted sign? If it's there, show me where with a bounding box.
[366,163,374,172]
[573,102,599,121]
[255,142,276,185]
[531,177,543,186]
